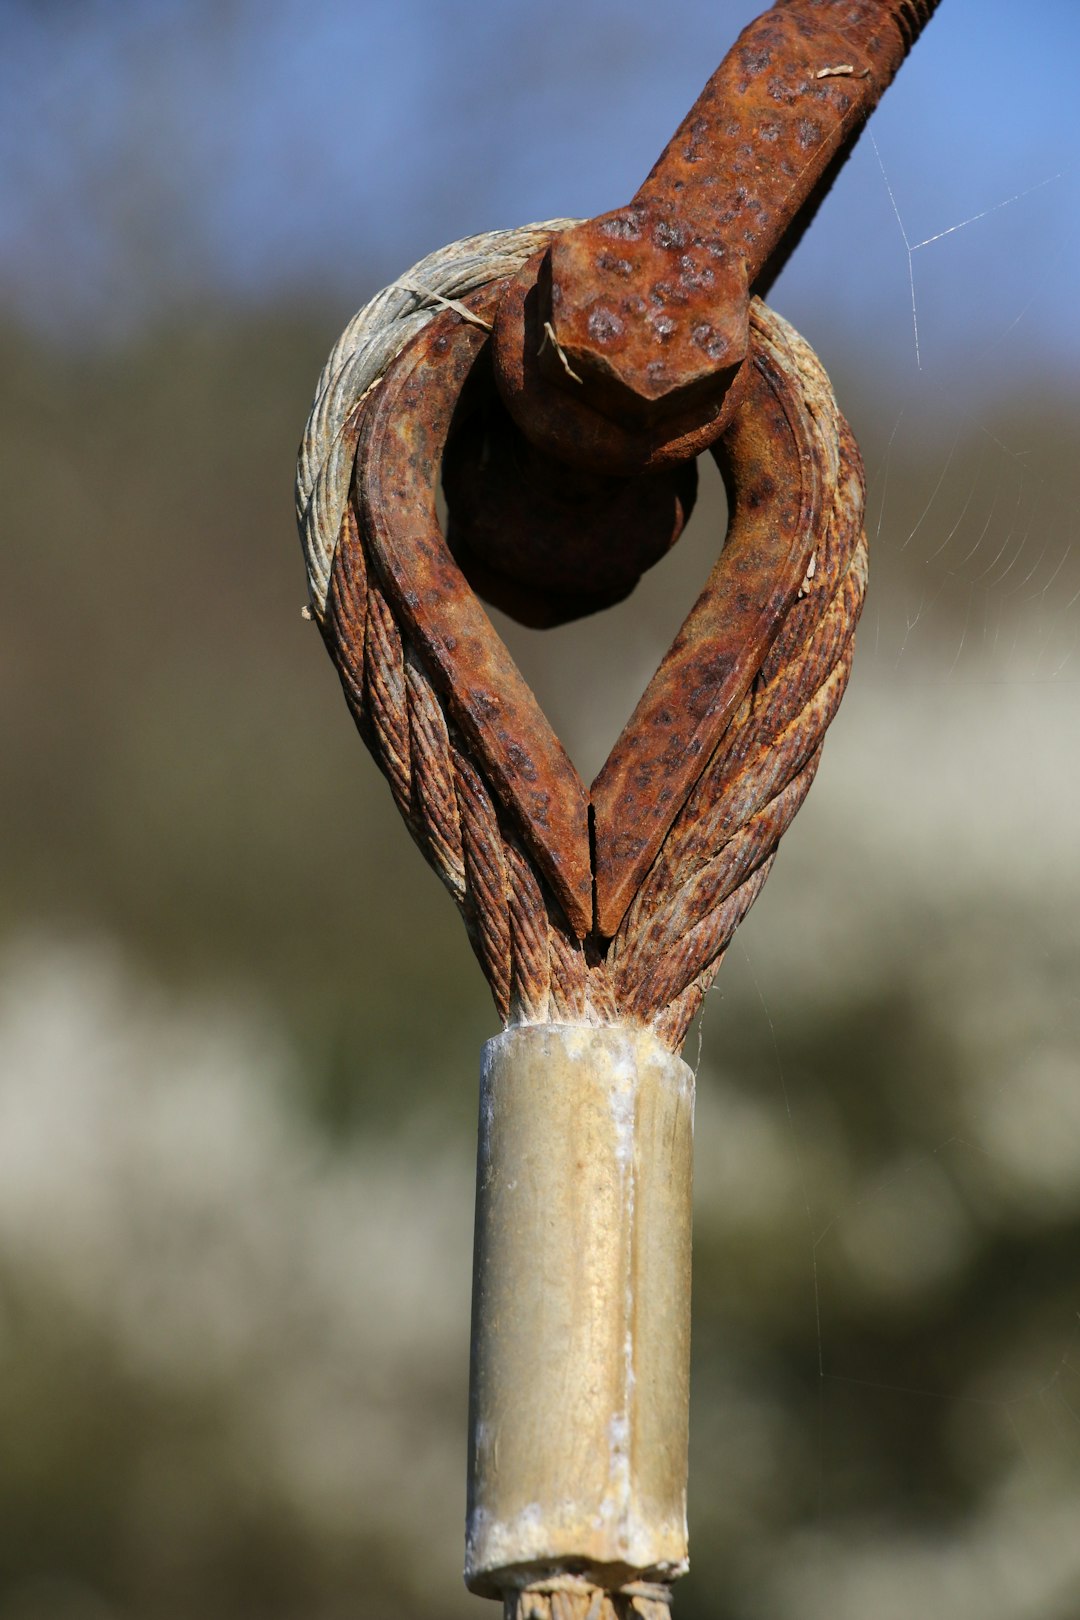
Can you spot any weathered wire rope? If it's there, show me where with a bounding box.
[297,223,579,618]
[297,226,866,1054]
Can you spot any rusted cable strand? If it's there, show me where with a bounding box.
[296,222,577,618]
[300,228,865,1054]
[508,1579,671,1620]
[619,315,866,1050]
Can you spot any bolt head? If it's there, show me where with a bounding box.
[543,204,750,428]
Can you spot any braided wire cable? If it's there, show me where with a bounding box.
[616,311,867,1048]
[299,233,865,1053]
[297,222,579,620]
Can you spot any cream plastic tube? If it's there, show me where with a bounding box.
[465,1022,695,1602]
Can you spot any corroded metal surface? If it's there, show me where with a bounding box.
[354,280,594,937]
[443,386,697,628]
[308,4,891,1044]
[492,0,940,475]
[326,289,865,1044]
[352,295,841,945]
[590,301,822,937]
[487,250,753,478]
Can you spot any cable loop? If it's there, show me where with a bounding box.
[297,228,866,1053]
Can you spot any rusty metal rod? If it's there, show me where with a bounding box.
[491,0,942,475]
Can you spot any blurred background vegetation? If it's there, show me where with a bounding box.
[1,2,1078,1618]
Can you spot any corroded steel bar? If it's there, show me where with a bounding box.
[492,0,941,474]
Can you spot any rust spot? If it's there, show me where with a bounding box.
[587,306,625,344]
[601,214,642,242]
[596,253,634,277]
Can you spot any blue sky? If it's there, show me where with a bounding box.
[1,0,1076,394]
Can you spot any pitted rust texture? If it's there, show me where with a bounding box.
[353,295,833,944]
[493,0,940,474]
[590,318,821,936]
[488,249,755,478]
[355,281,594,936]
[320,284,866,1044]
[442,374,697,628]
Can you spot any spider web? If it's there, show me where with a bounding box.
[862,135,1078,687]
[678,106,1080,1620]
